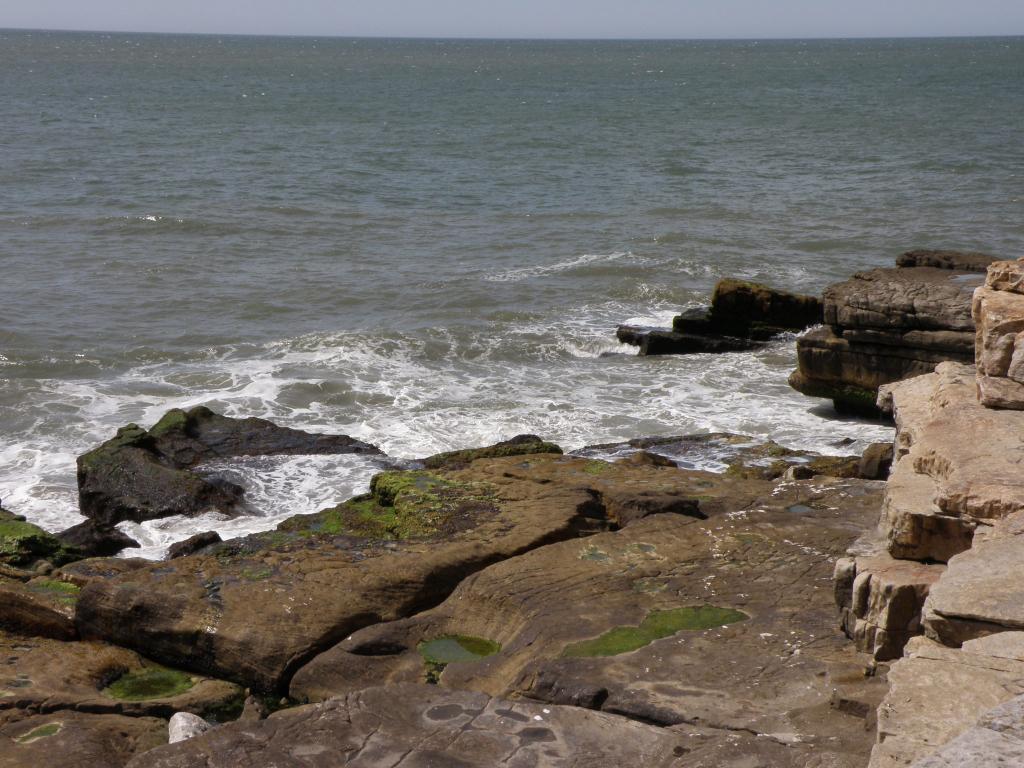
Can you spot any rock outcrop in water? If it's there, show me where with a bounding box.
[76,406,382,534]
[789,249,994,416]
[617,278,822,355]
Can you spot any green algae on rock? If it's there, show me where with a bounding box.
[279,470,498,541]
[562,606,748,658]
[104,666,195,701]
[0,514,78,568]
[421,435,562,470]
[27,579,81,605]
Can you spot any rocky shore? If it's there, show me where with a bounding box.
[4,251,1024,767]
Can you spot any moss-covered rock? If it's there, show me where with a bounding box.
[279,470,498,541]
[421,435,562,470]
[0,516,77,569]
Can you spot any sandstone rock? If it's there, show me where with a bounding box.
[923,515,1024,646]
[166,713,211,744]
[870,634,1024,768]
[0,631,243,724]
[127,684,692,768]
[834,554,944,661]
[912,695,1024,767]
[859,442,894,480]
[53,557,151,588]
[78,454,712,692]
[984,258,1024,294]
[0,712,166,768]
[973,282,1024,408]
[790,257,987,415]
[166,531,221,559]
[290,476,887,766]
[878,362,1024,561]
[0,575,79,639]
[77,406,382,527]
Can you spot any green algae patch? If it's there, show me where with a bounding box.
[103,666,195,701]
[419,635,501,684]
[579,543,611,563]
[582,460,611,475]
[422,439,562,470]
[279,470,498,541]
[16,722,62,744]
[148,408,190,438]
[27,579,81,605]
[562,606,748,658]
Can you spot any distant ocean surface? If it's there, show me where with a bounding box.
[2,31,1022,556]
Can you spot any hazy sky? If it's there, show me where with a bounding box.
[4,0,1024,39]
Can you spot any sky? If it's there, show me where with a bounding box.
[3,0,1024,40]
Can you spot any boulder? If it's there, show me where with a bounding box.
[290,475,887,767]
[77,407,382,526]
[420,434,562,470]
[790,251,993,415]
[166,531,221,560]
[859,442,894,480]
[0,631,243,725]
[0,712,166,768]
[56,520,140,559]
[166,713,211,744]
[618,278,821,356]
[870,634,1024,768]
[125,684,690,768]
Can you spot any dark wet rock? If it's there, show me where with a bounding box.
[125,684,690,768]
[77,406,382,527]
[0,711,167,768]
[290,474,886,768]
[0,630,243,725]
[619,279,821,357]
[790,251,994,415]
[166,531,222,560]
[421,434,562,470]
[616,326,762,355]
[56,520,139,559]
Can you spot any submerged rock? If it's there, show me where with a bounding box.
[76,406,382,527]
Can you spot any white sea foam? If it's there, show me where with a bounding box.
[0,313,893,559]
[484,251,636,283]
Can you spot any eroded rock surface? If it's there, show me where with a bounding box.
[0,711,167,768]
[291,474,887,767]
[126,684,692,768]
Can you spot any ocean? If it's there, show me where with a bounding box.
[1,31,1021,556]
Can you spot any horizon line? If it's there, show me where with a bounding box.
[3,26,1024,42]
